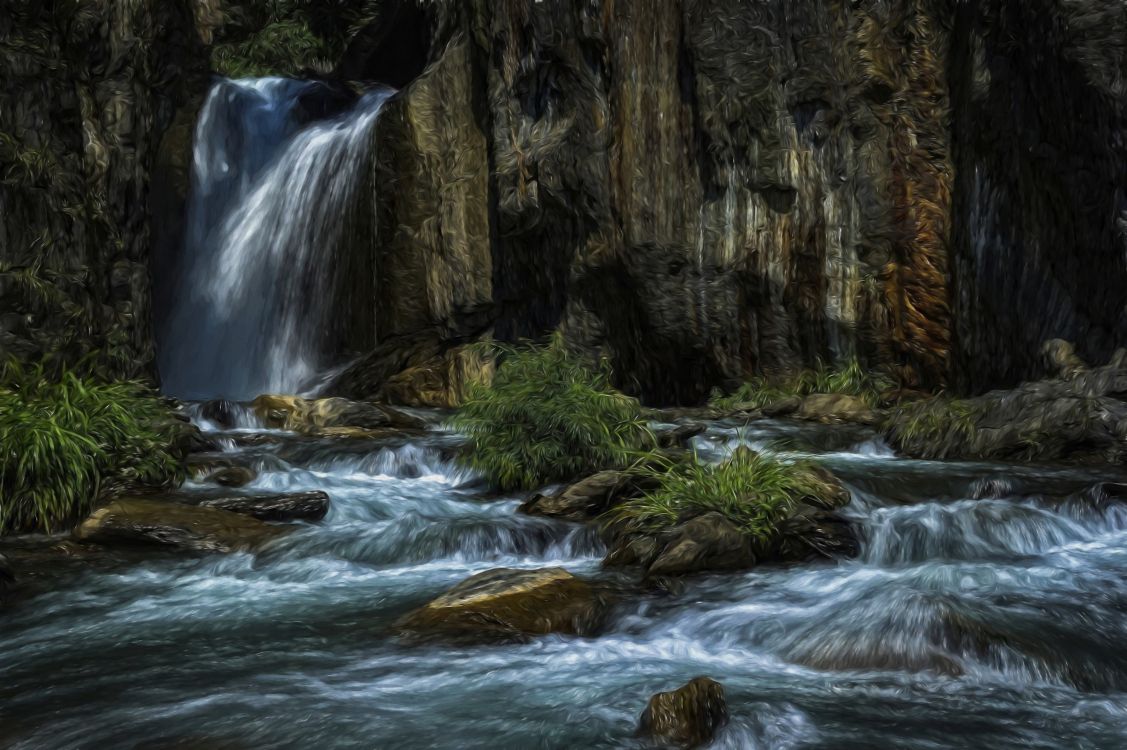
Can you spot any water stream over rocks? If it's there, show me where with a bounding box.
[4,414,1127,748]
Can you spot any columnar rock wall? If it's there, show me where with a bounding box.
[0,0,209,377]
[5,0,1127,406]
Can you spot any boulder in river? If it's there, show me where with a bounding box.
[74,499,290,553]
[252,394,426,433]
[396,567,610,642]
[637,676,729,749]
[645,513,756,577]
[520,469,657,522]
[196,491,330,522]
[656,423,707,449]
[797,393,879,425]
[206,465,257,488]
[885,341,1127,462]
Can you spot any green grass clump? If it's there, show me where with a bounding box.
[884,397,979,459]
[710,357,894,411]
[212,20,334,78]
[610,449,830,546]
[450,343,653,491]
[0,363,185,534]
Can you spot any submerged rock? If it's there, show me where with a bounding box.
[74,499,289,553]
[637,677,729,749]
[206,466,257,488]
[196,491,330,522]
[251,395,426,433]
[396,567,609,642]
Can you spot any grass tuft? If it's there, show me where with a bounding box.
[0,361,185,534]
[450,341,653,491]
[884,396,979,459]
[609,448,830,546]
[710,357,894,411]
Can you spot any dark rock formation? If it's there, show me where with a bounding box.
[519,470,658,522]
[0,0,210,377]
[196,491,330,522]
[74,499,289,553]
[5,1,1127,406]
[395,567,610,642]
[0,553,14,600]
[637,677,729,749]
[207,466,257,488]
[885,344,1127,462]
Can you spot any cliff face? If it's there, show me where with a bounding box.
[347,0,956,404]
[347,0,1127,405]
[5,0,1126,404]
[948,0,1127,392]
[0,0,209,377]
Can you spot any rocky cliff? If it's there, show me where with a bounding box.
[4,0,1126,405]
[0,0,209,377]
[341,0,1127,405]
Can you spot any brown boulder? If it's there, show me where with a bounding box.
[74,499,289,553]
[646,513,755,577]
[520,470,655,522]
[797,393,878,424]
[207,466,257,488]
[638,677,729,749]
[251,395,426,433]
[396,567,609,642]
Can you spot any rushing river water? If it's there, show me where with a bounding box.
[4,415,1127,749]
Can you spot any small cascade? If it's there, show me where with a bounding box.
[157,78,391,400]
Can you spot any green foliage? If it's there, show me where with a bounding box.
[710,357,894,411]
[885,396,979,459]
[0,362,185,534]
[212,20,333,78]
[450,342,653,491]
[610,448,829,546]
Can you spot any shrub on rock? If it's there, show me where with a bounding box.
[606,449,855,575]
[450,343,653,491]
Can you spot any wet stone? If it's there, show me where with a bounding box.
[74,499,290,553]
[638,677,729,749]
[396,567,610,643]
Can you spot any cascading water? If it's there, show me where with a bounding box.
[156,78,390,400]
[6,415,1127,748]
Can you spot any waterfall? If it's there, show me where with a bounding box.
[157,78,390,400]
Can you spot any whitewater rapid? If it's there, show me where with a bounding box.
[4,418,1127,748]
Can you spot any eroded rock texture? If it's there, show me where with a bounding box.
[343,0,959,404]
[0,0,209,376]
